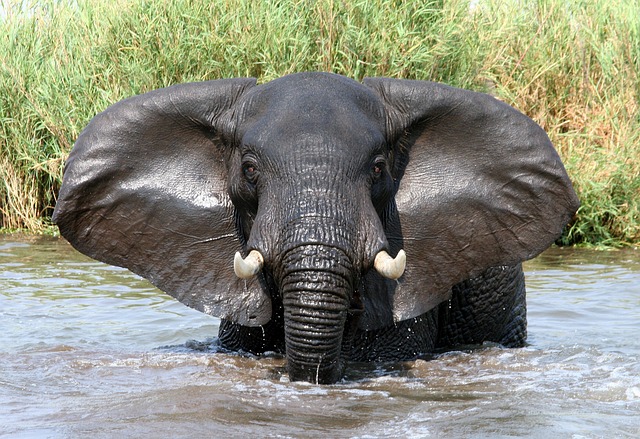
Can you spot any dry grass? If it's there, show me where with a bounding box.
[1,0,638,245]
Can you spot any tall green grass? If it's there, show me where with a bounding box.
[1,0,638,246]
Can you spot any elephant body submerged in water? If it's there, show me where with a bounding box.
[53,72,579,384]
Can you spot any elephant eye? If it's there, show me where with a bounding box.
[372,160,386,179]
[242,162,259,183]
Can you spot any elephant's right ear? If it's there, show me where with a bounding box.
[53,79,272,326]
[362,77,579,328]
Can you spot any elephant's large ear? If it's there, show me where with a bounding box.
[362,78,579,327]
[53,79,272,326]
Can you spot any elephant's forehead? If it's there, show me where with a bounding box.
[243,115,385,157]
[238,76,387,158]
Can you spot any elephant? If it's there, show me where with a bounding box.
[53,72,579,384]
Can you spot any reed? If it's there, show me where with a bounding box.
[1,0,638,246]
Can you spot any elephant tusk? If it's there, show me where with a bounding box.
[374,249,406,280]
[234,250,264,279]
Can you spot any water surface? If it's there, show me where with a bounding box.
[1,236,638,438]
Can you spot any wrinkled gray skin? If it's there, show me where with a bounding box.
[53,72,579,384]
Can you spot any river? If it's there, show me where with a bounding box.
[1,236,638,438]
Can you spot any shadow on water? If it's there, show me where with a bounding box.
[1,236,639,438]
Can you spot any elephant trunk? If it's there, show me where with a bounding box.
[280,244,354,384]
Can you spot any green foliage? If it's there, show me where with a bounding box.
[1,0,638,246]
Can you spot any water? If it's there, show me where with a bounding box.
[1,236,638,438]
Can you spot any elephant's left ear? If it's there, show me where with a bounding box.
[362,77,579,325]
[53,79,274,326]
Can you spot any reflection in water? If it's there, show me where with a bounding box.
[1,236,639,438]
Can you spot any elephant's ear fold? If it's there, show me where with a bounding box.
[363,77,579,324]
[53,79,272,326]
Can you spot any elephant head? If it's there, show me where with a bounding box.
[53,72,578,384]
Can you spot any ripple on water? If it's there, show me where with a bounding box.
[1,239,639,438]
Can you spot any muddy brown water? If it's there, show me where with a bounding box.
[1,236,639,438]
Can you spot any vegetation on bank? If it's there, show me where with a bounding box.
[1,0,638,246]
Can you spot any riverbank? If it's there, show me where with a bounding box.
[1,0,638,246]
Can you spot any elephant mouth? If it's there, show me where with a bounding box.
[231,223,406,383]
[231,205,406,384]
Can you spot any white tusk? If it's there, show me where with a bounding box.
[374,249,406,280]
[234,250,264,279]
